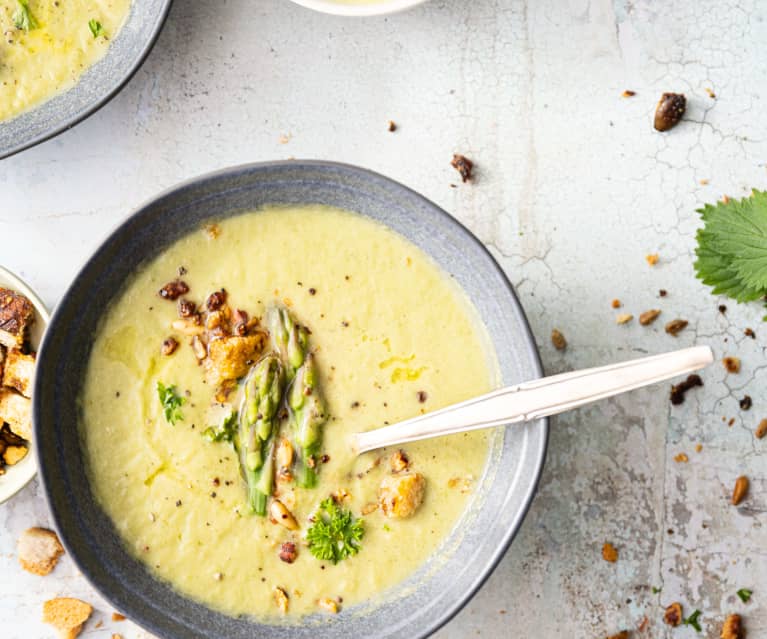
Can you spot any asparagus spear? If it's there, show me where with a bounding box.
[288,353,327,488]
[238,353,285,515]
[267,304,309,380]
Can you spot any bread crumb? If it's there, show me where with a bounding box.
[551,329,567,350]
[387,120,397,132]
[611,299,622,308]
[674,453,689,463]
[602,542,618,562]
[663,602,682,626]
[646,253,659,266]
[695,443,703,453]
[616,314,634,325]
[621,90,636,98]
[111,612,126,622]
[723,357,741,374]
[18,527,65,576]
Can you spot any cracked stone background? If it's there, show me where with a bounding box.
[1,0,766,637]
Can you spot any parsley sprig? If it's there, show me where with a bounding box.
[306,498,364,564]
[88,18,104,38]
[157,382,185,425]
[737,588,753,603]
[683,609,702,632]
[202,410,237,443]
[694,190,767,318]
[13,0,37,31]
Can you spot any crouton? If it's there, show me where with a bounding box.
[380,472,426,518]
[0,345,5,379]
[204,333,266,385]
[42,597,92,639]
[0,388,32,440]
[3,444,27,465]
[0,288,35,349]
[18,527,65,575]
[2,348,35,397]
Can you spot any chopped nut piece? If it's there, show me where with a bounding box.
[732,476,749,505]
[616,313,634,325]
[670,374,703,405]
[705,88,717,99]
[273,587,289,614]
[18,527,65,575]
[42,597,93,639]
[171,318,204,336]
[744,327,756,339]
[611,299,622,308]
[723,357,741,374]
[276,438,294,470]
[646,253,659,266]
[450,154,474,182]
[177,299,196,318]
[740,395,752,411]
[654,92,686,131]
[551,329,567,350]
[204,223,221,239]
[387,120,397,132]
[719,304,728,314]
[639,309,662,326]
[206,290,227,311]
[665,319,688,336]
[389,449,410,473]
[111,612,126,621]
[416,390,428,403]
[659,289,668,297]
[721,613,743,639]
[756,418,767,439]
[664,602,683,626]
[158,280,189,301]
[161,337,179,356]
[695,443,703,453]
[621,89,636,97]
[674,453,688,463]
[606,632,630,639]
[602,542,618,562]
[279,542,297,564]
[191,336,207,361]
[318,597,339,614]
[270,499,299,530]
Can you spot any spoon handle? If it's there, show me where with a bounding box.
[351,345,713,454]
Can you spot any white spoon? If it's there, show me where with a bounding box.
[351,345,713,454]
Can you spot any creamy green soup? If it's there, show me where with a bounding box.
[80,206,496,618]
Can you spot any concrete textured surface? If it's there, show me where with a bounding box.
[1,0,766,637]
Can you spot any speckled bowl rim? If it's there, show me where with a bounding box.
[0,0,173,160]
[35,160,548,639]
[0,265,49,504]
[286,0,428,17]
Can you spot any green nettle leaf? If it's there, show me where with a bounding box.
[13,0,38,31]
[736,588,753,603]
[694,190,767,316]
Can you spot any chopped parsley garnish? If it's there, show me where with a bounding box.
[683,609,702,632]
[157,382,185,425]
[13,0,37,31]
[736,588,752,603]
[694,190,767,319]
[202,411,237,443]
[306,498,364,564]
[651,586,662,594]
[88,18,104,38]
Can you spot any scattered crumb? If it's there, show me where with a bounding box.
[18,527,65,576]
[646,253,660,266]
[740,395,752,411]
[705,87,717,99]
[659,289,668,297]
[616,313,634,325]
[700,178,710,185]
[274,586,289,613]
[663,602,683,626]
[639,309,661,326]
[756,418,767,439]
[606,632,630,639]
[387,120,396,132]
[111,612,126,622]
[665,319,688,336]
[450,154,473,182]
[602,542,618,562]
[112,635,123,639]
[611,299,621,308]
[723,357,741,374]
[719,304,728,314]
[744,328,755,339]
[654,92,686,131]
[551,329,567,350]
[721,613,743,639]
[42,597,93,639]
[732,476,749,505]
[278,133,292,144]
[723,194,731,204]
[670,374,703,405]
[621,89,636,98]
[318,597,339,614]
[674,452,689,463]
[695,443,703,453]
[204,223,221,240]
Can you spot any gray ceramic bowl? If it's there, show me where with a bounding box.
[35,161,547,639]
[0,0,172,159]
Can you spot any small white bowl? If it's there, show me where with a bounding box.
[287,0,429,17]
[0,266,49,503]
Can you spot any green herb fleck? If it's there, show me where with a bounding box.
[306,498,364,564]
[88,18,104,38]
[737,588,753,603]
[694,191,767,319]
[157,382,185,425]
[652,586,662,594]
[383,524,391,532]
[13,0,38,31]
[683,609,702,632]
[202,411,237,443]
